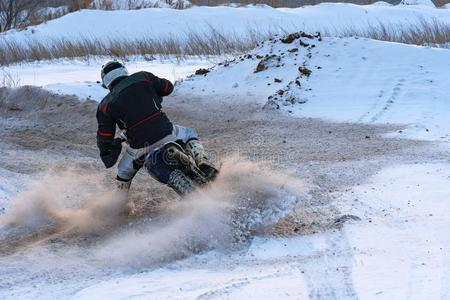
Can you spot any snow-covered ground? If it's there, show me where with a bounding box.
[1,3,450,300]
[0,57,219,101]
[2,4,450,45]
[72,163,450,299]
[9,163,440,300]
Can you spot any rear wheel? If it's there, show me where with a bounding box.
[166,143,210,185]
[167,169,196,196]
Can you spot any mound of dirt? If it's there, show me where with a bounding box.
[255,32,321,109]
[179,31,322,110]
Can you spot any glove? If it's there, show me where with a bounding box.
[98,138,123,168]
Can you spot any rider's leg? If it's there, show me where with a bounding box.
[185,138,218,179]
[185,138,209,165]
[116,148,139,190]
[116,146,146,214]
[115,176,136,215]
[116,177,132,191]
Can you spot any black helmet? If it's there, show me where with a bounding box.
[101,60,128,89]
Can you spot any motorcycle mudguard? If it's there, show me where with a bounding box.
[144,142,185,184]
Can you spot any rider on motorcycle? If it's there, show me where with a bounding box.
[96,61,216,197]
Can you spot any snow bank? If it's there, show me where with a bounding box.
[371,1,393,5]
[178,33,450,144]
[2,4,449,45]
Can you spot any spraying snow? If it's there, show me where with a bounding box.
[1,169,126,234]
[94,157,306,267]
[0,157,307,268]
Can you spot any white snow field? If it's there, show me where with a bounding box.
[0,57,220,101]
[1,4,450,44]
[1,3,450,300]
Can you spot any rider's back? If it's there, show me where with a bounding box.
[98,71,174,148]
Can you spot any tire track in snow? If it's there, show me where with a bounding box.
[196,278,251,299]
[357,78,406,124]
[369,78,405,123]
[300,230,358,300]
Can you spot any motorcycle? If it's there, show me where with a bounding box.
[120,132,218,195]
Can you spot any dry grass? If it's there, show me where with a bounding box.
[0,27,280,65]
[0,69,21,88]
[1,18,449,65]
[436,0,450,7]
[68,0,93,12]
[330,18,450,47]
[191,0,383,7]
[92,0,192,9]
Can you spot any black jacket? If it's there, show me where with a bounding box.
[96,71,174,157]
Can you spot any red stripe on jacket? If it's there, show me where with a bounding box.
[128,112,161,130]
[98,131,113,137]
